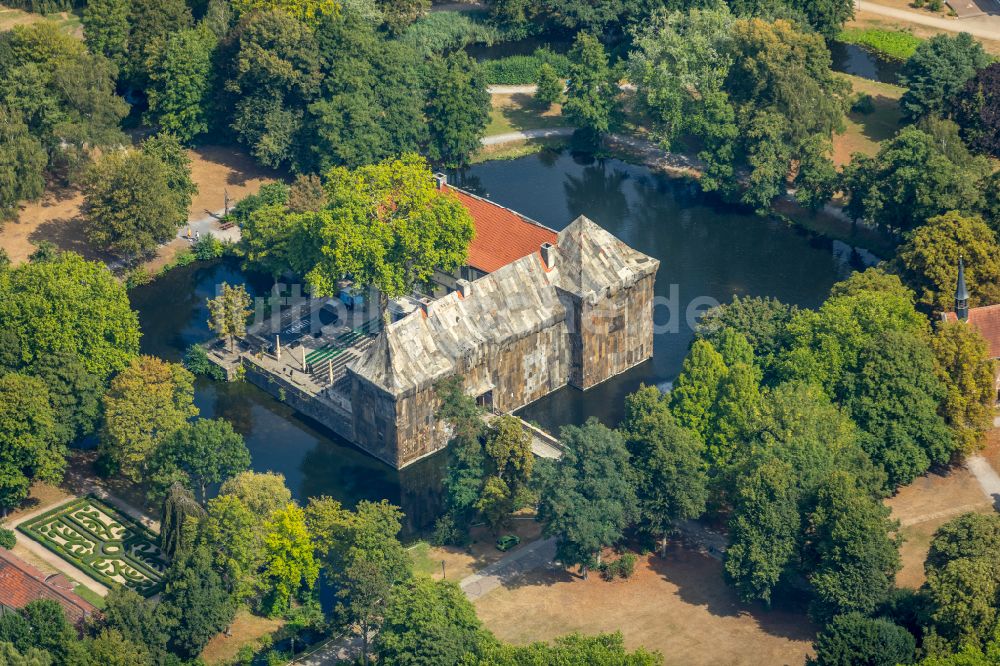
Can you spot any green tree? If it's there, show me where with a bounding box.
[843,126,991,231]
[424,51,490,168]
[0,528,15,549]
[149,419,251,503]
[0,642,52,666]
[473,631,662,665]
[82,0,130,70]
[923,513,1000,651]
[0,251,140,381]
[231,0,339,26]
[0,106,46,220]
[294,154,475,319]
[809,612,916,666]
[535,62,562,109]
[803,472,901,621]
[0,374,62,513]
[536,419,636,578]
[375,577,490,666]
[159,546,236,660]
[144,27,216,142]
[219,470,293,516]
[288,174,327,213]
[207,283,253,352]
[950,62,1000,159]
[29,351,103,446]
[841,330,955,489]
[18,601,72,664]
[100,355,198,482]
[668,339,727,439]
[476,415,533,533]
[100,587,169,662]
[261,503,319,616]
[894,212,1000,311]
[697,295,797,373]
[930,321,995,457]
[122,0,193,88]
[563,32,617,141]
[706,361,764,468]
[202,494,267,605]
[724,454,799,605]
[224,9,320,169]
[376,0,428,33]
[77,630,152,666]
[900,33,990,120]
[83,150,187,259]
[621,385,707,556]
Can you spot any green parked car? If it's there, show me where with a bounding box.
[496,535,520,552]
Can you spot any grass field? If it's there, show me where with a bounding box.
[847,12,1000,56]
[837,27,922,60]
[200,610,284,665]
[485,92,566,138]
[410,518,544,583]
[832,73,906,166]
[474,547,816,666]
[0,4,81,34]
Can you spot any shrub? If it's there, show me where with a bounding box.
[836,28,923,61]
[599,553,638,581]
[431,513,469,547]
[927,0,943,10]
[0,528,15,549]
[125,268,154,289]
[481,48,571,85]
[851,93,876,115]
[183,344,225,381]
[193,235,225,260]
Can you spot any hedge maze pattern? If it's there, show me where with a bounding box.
[19,497,167,596]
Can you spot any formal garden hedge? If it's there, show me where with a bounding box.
[18,497,167,597]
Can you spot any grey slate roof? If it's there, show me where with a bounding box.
[349,215,659,396]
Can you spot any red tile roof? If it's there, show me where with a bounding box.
[446,185,557,274]
[943,304,1000,358]
[0,549,98,628]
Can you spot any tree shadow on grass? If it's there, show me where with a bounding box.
[498,93,564,133]
[28,216,109,263]
[649,544,817,644]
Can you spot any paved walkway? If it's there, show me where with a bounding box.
[460,537,558,601]
[966,455,1000,507]
[857,1,1000,41]
[178,208,242,244]
[487,84,538,95]
[481,127,575,146]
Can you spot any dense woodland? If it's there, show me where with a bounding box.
[1,0,1000,664]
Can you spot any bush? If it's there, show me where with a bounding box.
[0,528,15,549]
[481,48,571,85]
[927,0,943,10]
[5,0,76,12]
[836,28,923,61]
[183,344,225,381]
[851,93,876,115]
[599,553,638,581]
[193,235,225,260]
[125,268,154,289]
[431,513,469,547]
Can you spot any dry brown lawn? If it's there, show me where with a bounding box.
[886,466,994,588]
[832,74,905,166]
[200,610,284,665]
[474,547,815,666]
[0,144,278,268]
[415,519,544,582]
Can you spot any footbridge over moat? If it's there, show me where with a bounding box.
[483,413,564,460]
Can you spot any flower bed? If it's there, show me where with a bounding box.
[18,497,167,596]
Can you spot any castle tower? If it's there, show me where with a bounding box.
[955,256,970,321]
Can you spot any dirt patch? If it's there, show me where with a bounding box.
[414,519,544,583]
[1,144,279,268]
[201,609,284,665]
[474,547,815,666]
[1,481,74,525]
[886,466,994,588]
[186,145,281,222]
[981,427,1000,475]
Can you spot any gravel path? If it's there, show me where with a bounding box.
[856,1,1000,40]
[480,127,575,146]
[460,537,558,601]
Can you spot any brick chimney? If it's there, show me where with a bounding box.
[434,173,448,191]
[456,279,472,298]
[540,242,556,270]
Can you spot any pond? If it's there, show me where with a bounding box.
[828,41,903,84]
[130,150,864,524]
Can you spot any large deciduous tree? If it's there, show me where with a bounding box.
[100,355,198,482]
[930,321,995,458]
[803,472,901,621]
[536,419,636,578]
[900,33,990,121]
[0,374,63,513]
[894,211,1000,310]
[563,32,617,141]
[291,154,474,319]
[158,546,236,661]
[950,62,1000,159]
[810,612,916,666]
[0,106,46,220]
[423,51,490,168]
[144,27,217,142]
[0,252,139,381]
[621,385,707,556]
[29,351,104,446]
[149,418,251,504]
[261,503,319,616]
